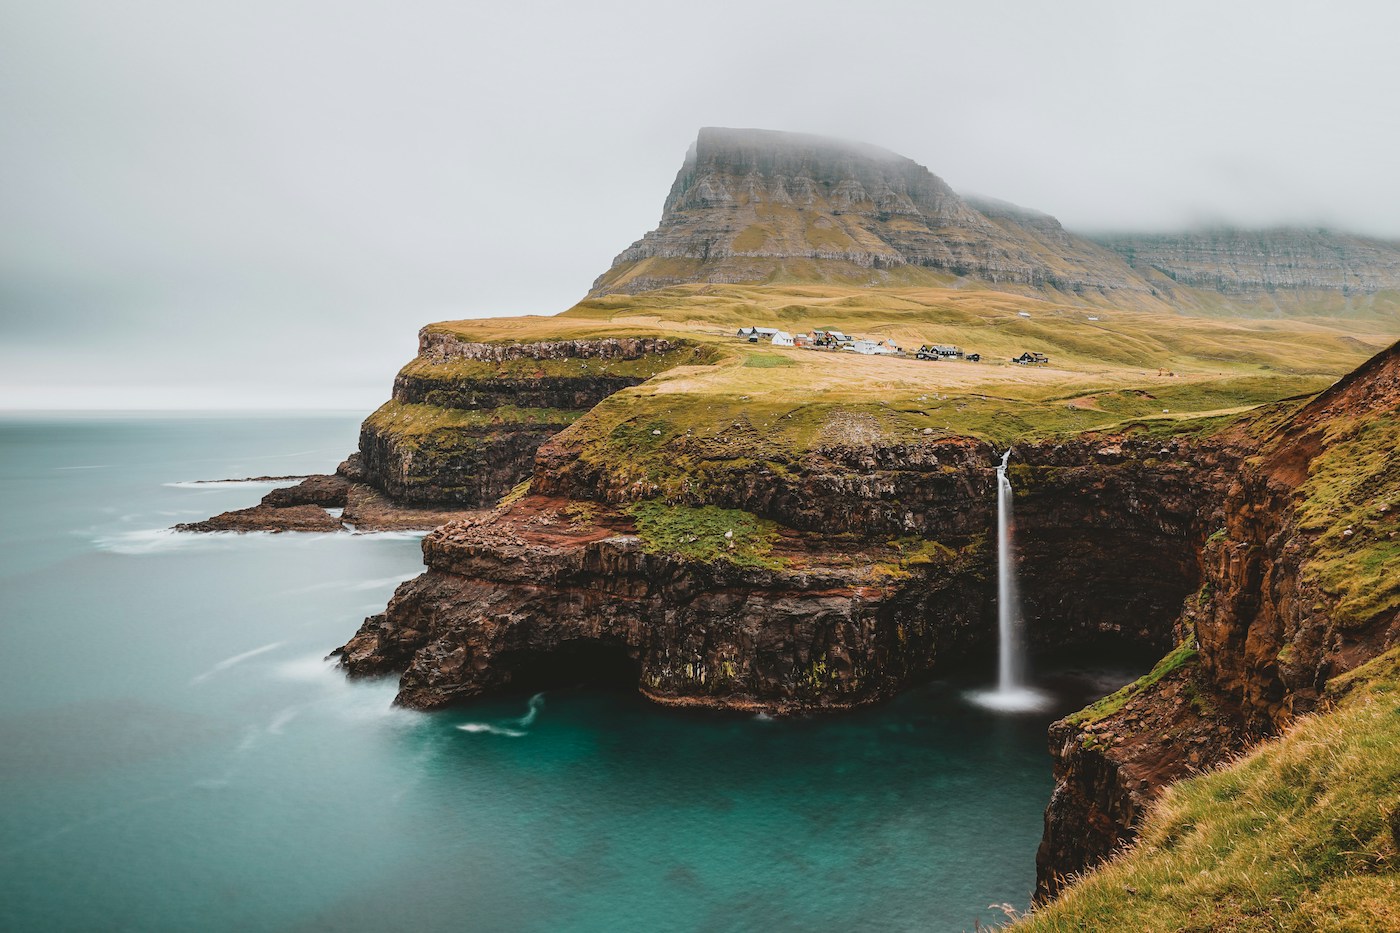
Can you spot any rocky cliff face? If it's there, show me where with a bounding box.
[337,498,990,713]
[1094,228,1400,297]
[590,128,1156,298]
[337,431,1240,713]
[589,127,1400,311]
[352,330,709,507]
[1034,340,1400,899]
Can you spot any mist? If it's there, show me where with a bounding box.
[3,0,1398,409]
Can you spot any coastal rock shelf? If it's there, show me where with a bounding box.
[335,432,1242,714]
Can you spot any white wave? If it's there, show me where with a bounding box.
[272,653,339,683]
[458,693,545,738]
[94,528,274,555]
[268,653,419,726]
[324,507,344,518]
[93,527,409,554]
[457,722,527,738]
[341,528,429,540]
[965,686,1052,713]
[513,692,546,727]
[163,479,305,489]
[349,573,419,592]
[54,464,108,471]
[235,726,262,753]
[191,641,285,684]
[267,707,300,734]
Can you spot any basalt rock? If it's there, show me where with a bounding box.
[1034,340,1400,900]
[1094,228,1400,297]
[353,331,702,508]
[174,473,484,533]
[338,432,1242,714]
[336,498,991,713]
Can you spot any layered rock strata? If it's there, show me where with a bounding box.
[337,497,989,713]
[591,127,1157,298]
[1094,228,1400,296]
[338,432,1241,713]
[354,332,707,507]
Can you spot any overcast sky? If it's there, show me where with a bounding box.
[3,0,1398,410]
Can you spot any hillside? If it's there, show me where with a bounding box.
[1095,228,1400,300]
[181,124,1400,931]
[591,128,1400,319]
[1015,648,1400,932]
[590,128,1159,301]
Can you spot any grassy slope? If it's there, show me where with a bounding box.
[1293,412,1400,629]
[397,283,1394,500]
[413,283,1389,491]
[1015,648,1400,932]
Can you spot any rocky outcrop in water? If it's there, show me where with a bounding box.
[337,496,988,713]
[337,431,1240,713]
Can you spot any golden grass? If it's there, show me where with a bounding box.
[414,282,1393,476]
[1014,648,1400,932]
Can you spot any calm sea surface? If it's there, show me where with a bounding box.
[0,414,1129,932]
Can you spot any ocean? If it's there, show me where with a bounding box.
[0,414,1123,932]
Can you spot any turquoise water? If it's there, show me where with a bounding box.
[0,415,1124,932]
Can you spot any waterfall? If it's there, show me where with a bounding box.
[970,450,1048,712]
[996,449,1021,692]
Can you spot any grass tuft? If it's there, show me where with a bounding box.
[628,500,785,569]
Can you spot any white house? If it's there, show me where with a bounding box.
[738,326,781,342]
[771,331,795,347]
[847,339,896,355]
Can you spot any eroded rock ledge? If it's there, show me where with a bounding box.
[336,432,1242,714]
[1034,340,1400,900]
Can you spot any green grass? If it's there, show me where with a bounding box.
[1015,648,1400,932]
[1293,414,1400,629]
[742,352,797,368]
[381,283,1391,515]
[627,500,785,569]
[1066,641,1199,727]
[363,400,584,444]
[399,340,723,383]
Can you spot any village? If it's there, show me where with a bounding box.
[735,326,1050,365]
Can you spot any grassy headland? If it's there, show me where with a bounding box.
[406,283,1392,496]
[1015,648,1400,932]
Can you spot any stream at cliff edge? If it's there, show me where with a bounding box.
[0,414,1134,932]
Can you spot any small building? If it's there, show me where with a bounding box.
[737,326,780,343]
[847,339,897,355]
[771,331,795,347]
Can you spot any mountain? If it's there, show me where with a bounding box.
[1092,227,1400,295]
[589,127,1156,300]
[590,127,1400,314]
